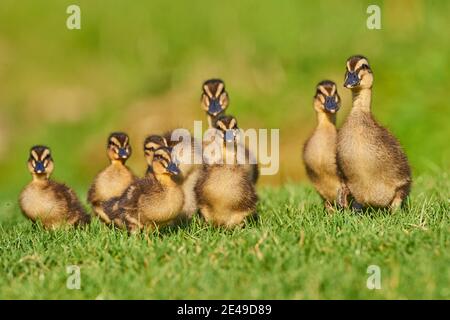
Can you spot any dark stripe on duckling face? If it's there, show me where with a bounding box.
[153,147,180,176]
[143,135,170,168]
[144,135,168,154]
[201,79,229,116]
[215,115,239,143]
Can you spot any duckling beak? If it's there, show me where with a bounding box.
[167,162,181,175]
[224,130,235,143]
[324,96,339,113]
[208,99,223,116]
[344,71,360,88]
[118,148,128,159]
[34,162,45,174]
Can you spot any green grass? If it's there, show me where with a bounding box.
[1,173,448,299]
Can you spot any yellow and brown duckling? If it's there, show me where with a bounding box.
[201,78,229,128]
[195,115,258,228]
[143,134,169,176]
[87,132,135,225]
[19,146,90,229]
[303,80,347,211]
[162,130,202,220]
[104,146,184,232]
[212,114,259,184]
[337,55,412,210]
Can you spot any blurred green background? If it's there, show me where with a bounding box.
[0,0,449,203]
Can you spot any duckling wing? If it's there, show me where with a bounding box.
[50,181,90,225]
[113,177,154,215]
[375,125,411,178]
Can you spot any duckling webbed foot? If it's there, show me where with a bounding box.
[390,185,410,213]
[351,200,364,212]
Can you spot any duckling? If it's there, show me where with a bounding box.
[104,147,184,232]
[212,115,259,185]
[337,55,412,210]
[200,79,259,184]
[143,134,169,176]
[195,115,258,228]
[19,146,90,229]
[201,79,229,128]
[163,130,202,220]
[87,132,135,225]
[303,80,347,211]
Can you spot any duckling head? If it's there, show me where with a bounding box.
[314,80,341,114]
[152,147,181,177]
[143,135,169,167]
[107,132,131,163]
[28,145,54,179]
[344,55,373,90]
[201,79,229,117]
[214,115,239,144]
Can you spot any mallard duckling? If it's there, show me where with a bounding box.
[143,134,169,176]
[201,79,259,184]
[87,132,135,225]
[163,130,202,220]
[195,115,258,228]
[19,146,90,229]
[303,80,347,211]
[104,147,184,232]
[337,55,412,210]
[212,115,259,184]
[201,78,229,128]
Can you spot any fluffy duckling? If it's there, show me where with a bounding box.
[337,55,412,210]
[104,147,184,232]
[143,134,169,176]
[201,79,229,128]
[87,132,135,225]
[303,80,347,211]
[195,115,258,228]
[162,130,203,220]
[212,115,259,184]
[200,80,258,184]
[19,146,90,229]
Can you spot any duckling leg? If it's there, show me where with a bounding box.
[390,185,409,212]
[337,184,350,209]
[93,205,112,224]
[124,214,143,232]
[198,206,214,224]
[324,200,336,213]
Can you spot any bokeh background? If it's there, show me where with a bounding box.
[0,0,449,203]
